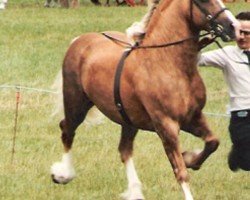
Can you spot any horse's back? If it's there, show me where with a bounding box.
[64,31,127,78]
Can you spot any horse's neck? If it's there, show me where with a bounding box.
[142,0,199,54]
[139,0,199,74]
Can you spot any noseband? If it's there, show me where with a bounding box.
[191,0,230,40]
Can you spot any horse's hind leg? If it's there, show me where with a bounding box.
[182,112,219,170]
[51,74,93,184]
[118,125,144,200]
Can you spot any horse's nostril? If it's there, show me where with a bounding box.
[230,23,235,31]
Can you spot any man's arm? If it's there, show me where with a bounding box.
[198,48,226,70]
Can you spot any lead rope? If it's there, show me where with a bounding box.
[214,40,250,66]
[102,32,211,50]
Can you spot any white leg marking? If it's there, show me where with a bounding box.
[181,182,194,200]
[121,158,144,200]
[51,151,76,184]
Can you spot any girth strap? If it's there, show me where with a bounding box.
[114,48,134,125]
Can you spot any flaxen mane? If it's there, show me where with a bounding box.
[126,0,161,43]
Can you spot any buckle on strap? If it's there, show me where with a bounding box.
[236,111,248,117]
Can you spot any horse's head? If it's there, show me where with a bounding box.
[190,0,240,42]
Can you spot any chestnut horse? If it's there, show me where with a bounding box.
[51,0,240,199]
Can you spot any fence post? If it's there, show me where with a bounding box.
[11,86,21,164]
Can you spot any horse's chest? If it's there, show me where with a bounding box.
[135,73,206,118]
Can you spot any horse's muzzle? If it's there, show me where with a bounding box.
[217,22,239,42]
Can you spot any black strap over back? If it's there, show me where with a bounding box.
[114,48,134,125]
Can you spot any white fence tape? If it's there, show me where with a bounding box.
[0,84,58,94]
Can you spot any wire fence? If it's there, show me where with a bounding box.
[0,84,58,94]
[0,83,231,120]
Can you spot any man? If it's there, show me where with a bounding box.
[198,11,250,171]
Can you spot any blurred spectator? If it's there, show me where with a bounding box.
[0,0,7,9]
[44,0,58,7]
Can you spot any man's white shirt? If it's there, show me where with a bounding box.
[198,45,250,111]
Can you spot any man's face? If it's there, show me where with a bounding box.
[236,20,250,50]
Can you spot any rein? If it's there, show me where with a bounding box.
[103,32,211,50]
[197,35,250,65]
[214,40,250,65]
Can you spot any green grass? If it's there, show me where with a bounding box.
[0,1,250,200]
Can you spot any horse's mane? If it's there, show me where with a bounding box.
[126,0,172,43]
[126,0,160,43]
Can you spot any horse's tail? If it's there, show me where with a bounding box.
[51,70,105,126]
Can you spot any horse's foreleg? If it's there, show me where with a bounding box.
[51,74,93,184]
[182,112,219,170]
[156,118,193,200]
[118,125,144,200]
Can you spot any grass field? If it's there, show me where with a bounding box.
[0,1,250,200]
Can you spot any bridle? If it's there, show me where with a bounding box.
[191,0,249,65]
[191,0,230,41]
[104,0,231,51]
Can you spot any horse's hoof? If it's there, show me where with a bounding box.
[190,165,201,170]
[51,173,74,185]
[51,174,63,184]
[50,161,76,184]
[182,149,202,170]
